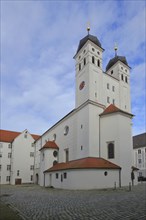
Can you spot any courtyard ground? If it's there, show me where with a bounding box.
[0,183,146,220]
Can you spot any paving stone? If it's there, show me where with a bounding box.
[0,183,146,220]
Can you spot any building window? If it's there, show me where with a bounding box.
[53,160,58,166]
[97,51,100,55]
[64,126,69,135]
[138,159,142,164]
[0,165,2,170]
[111,70,113,75]
[107,143,114,159]
[7,165,11,171]
[0,153,2,158]
[65,149,69,162]
[95,92,97,98]
[97,59,100,67]
[107,83,109,89]
[79,56,81,60]
[79,63,81,71]
[125,69,127,72]
[92,56,95,64]
[30,152,34,157]
[0,143,3,148]
[56,173,59,179]
[138,149,141,154]
[30,165,34,170]
[24,132,27,138]
[53,134,56,141]
[92,48,95,52]
[83,49,86,53]
[53,150,58,157]
[81,146,83,150]
[31,175,33,181]
[81,124,83,129]
[42,153,45,161]
[84,58,86,65]
[107,97,110,103]
[113,99,115,105]
[112,86,115,92]
[8,153,11,158]
[8,144,12,148]
[121,66,123,70]
[104,171,108,176]
[125,76,128,83]
[121,74,124,81]
[17,170,20,176]
[6,176,10,182]
[64,173,67,179]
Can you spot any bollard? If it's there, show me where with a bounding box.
[129,182,131,191]
[114,182,116,190]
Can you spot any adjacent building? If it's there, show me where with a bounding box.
[133,133,146,179]
[0,129,39,184]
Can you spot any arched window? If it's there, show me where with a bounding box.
[107,143,114,159]
[97,59,100,67]
[84,58,86,65]
[92,56,95,64]
[79,63,81,71]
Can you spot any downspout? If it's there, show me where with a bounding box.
[99,116,101,157]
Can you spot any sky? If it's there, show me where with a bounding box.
[1,0,146,136]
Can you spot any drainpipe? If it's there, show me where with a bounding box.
[99,116,101,157]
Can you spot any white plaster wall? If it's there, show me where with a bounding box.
[45,169,120,190]
[0,142,11,184]
[100,113,133,186]
[11,130,35,185]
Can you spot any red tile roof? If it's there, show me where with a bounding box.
[44,157,121,172]
[40,141,59,151]
[100,104,133,117]
[0,129,40,143]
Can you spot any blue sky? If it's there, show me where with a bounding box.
[1,0,146,136]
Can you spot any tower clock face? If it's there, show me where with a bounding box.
[79,81,85,90]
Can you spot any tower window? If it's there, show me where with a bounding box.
[97,51,100,55]
[92,56,95,64]
[65,149,69,162]
[107,83,109,89]
[79,63,81,71]
[84,58,86,65]
[138,149,141,154]
[53,134,56,141]
[125,76,128,83]
[111,70,113,75]
[121,74,124,81]
[64,126,69,135]
[112,86,115,92]
[17,170,20,176]
[92,48,95,52]
[113,99,115,105]
[107,143,114,159]
[97,59,100,67]
[83,49,86,53]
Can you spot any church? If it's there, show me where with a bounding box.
[34,27,138,189]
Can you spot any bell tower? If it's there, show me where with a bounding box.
[74,26,104,108]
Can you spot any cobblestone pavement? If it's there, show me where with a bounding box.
[0,183,146,220]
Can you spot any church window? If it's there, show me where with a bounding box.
[125,76,128,83]
[125,69,127,72]
[95,92,97,98]
[30,152,34,157]
[79,63,81,71]
[121,66,123,70]
[65,149,69,162]
[138,149,141,154]
[92,56,95,64]
[0,153,2,158]
[121,74,124,81]
[81,124,83,129]
[64,126,69,135]
[92,48,95,52]
[53,150,58,157]
[42,153,45,161]
[79,56,81,60]
[8,153,11,158]
[56,173,59,179]
[31,175,33,181]
[6,176,10,182]
[104,171,108,176]
[111,70,113,75]
[107,83,109,89]
[83,49,86,53]
[112,86,115,92]
[64,172,67,179]
[7,165,11,171]
[138,159,142,164]
[53,134,56,141]
[97,59,100,67]
[113,99,115,105]
[84,58,86,65]
[0,143,2,148]
[107,97,110,103]
[97,51,100,55]
[0,165,2,170]
[24,131,27,138]
[53,160,58,166]
[81,146,83,150]
[30,165,34,170]
[107,143,114,159]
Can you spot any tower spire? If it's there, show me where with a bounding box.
[114,42,118,57]
[87,22,90,35]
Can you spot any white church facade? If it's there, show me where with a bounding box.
[34,29,138,189]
